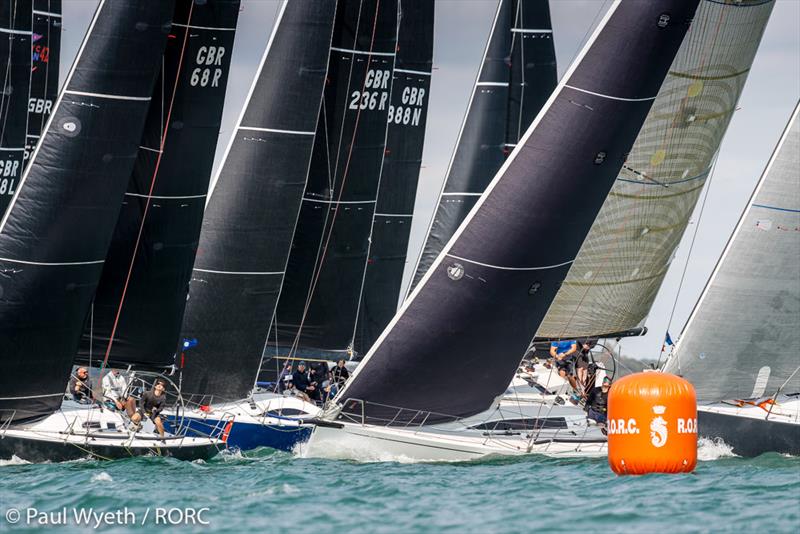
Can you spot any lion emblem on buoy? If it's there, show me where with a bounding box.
[650,405,668,448]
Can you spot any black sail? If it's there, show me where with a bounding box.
[76,0,241,372]
[25,0,61,166]
[178,0,337,402]
[337,0,699,425]
[0,0,32,216]
[353,0,435,355]
[409,0,557,291]
[273,0,399,356]
[0,1,173,423]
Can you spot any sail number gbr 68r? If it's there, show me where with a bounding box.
[190,46,226,88]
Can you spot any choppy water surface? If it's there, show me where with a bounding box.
[1,440,798,533]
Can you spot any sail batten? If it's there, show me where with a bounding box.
[337,0,700,425]
[664,102,800,402]
[538,0,776,340]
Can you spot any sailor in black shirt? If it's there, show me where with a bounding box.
[586,376,611,424]
[129,379,167,438]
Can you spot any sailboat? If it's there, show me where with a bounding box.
[0,0,32,216]
[302,0,700,462]
[506,0,776,407]
[169,0,338,452]
[25,1,61,165]
[0,0,220,462]
[663,102,800,457]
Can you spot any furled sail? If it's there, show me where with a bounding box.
[336,0,699,425]
[0,0,32,216]
[664,102,800,402]
[25,0,61,165]
[409,0,556,292]
[76,0,241,372]
[273,0,399,356]
[178,0,337,402]
[537,0,775,340]
[0,1,173,423]
[353,0,435,355]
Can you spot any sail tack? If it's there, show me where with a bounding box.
[77,0,241,372]
[0,1,174,423]
[25,1,62,166]
[274,0,400,356]
[537,0,775,340]
[337,0,700,425]
[410,0,557,292]
[0,0,32,217]
[178,0,337,402]
[665,102,800,402]
[353,0,435,355]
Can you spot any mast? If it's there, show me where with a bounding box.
[76,0,241,372]
[335,0,699,426]
[353,0,435,355]
[0,1,174,423]
[25,0,61,167]
[178,0,337,402]
[664,102,800,402]
[409,0,556,293]
[273,0,400,358]
[0,0,32,216]
[537,0,776,341]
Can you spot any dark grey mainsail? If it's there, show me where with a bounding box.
[0,0,32,216]
[353,0,435,355]
[664,102,800,402]
[273,0,399,357]
[76,0,241,372]
[25,0,61,165]
[336,0,699,425]
[178,0,337,402]
[409,0,557,292]
[0,0,173,423]
[537,0,775,340]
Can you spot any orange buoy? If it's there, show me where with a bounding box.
[607,371,697,475]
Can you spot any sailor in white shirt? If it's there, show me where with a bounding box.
[102,369,131,414]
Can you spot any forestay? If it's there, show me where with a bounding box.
[537,0,775,340]
[664,102,800,402]
[0,0,32,216]
[77,0,241,372]
[179,0,336,402]
[353,0,435,355]
[0,1,173,423]
[274,0,399,357]
[409,0,557,292]
[337,0,699,426]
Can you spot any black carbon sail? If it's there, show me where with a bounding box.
[76,0,241,372]
[409,0,557,292]
[25,0,61,166]
[0,0,173,423]
[352,0,435,355]
[336,0,699,425]
[178,0,337,402]
[273,0,400,357]
[0,0,32,217]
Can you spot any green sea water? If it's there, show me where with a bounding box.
[1,440,798,533]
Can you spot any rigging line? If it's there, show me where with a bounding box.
[95,3,195,387]
[288,0,385,357]
[656,156,719,369]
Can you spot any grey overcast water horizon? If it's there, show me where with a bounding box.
[60,0,800,361]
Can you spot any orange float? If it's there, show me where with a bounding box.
[607,371,697,475]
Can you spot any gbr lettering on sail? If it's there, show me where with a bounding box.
[349,69,391,112]
[190,46,225,88]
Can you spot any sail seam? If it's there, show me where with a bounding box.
[124,192,206,200]
[238,126,315,135]
[476,82,509,87]
[510,28,552,33]
[330,46,395,57]
[394,68,431,76]
[302,198,376,205]
[193,268,283,276]
[171,23,236,31]
[445,254,574,271]
[442,192,482,196]
[0,257,104,266]
[0,28,32,35]
[64,90,151,102]
[564,84,657,102]
[374,213,412,217]
[32,10,62,18]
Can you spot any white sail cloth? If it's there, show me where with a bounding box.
[664,102,800,403]
[537,0,775,339]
